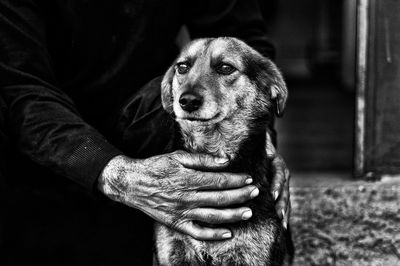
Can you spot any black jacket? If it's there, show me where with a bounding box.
[0,0,274,264]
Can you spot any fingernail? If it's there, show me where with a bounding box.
[242,209,252,220]
[222,231,232,239]
[250,188,259,198]
[273,191,279,201]
[245,178,253,184]
[215,157,229,164]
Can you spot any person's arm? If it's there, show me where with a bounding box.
[0,0,121,189]
[0,1,261,239]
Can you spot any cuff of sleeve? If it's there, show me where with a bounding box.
[61,135,123,191]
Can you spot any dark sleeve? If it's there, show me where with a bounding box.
[0,0,122,190]
[183,0,275,59]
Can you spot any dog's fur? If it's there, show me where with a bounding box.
[156,37,289,266]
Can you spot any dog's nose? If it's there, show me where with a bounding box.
[179,92,203,112]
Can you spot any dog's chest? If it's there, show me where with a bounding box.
[162,192,277,266]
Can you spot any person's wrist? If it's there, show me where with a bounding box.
[97,154,131,202]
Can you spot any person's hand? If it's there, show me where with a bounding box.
[266,132,291,230]
[98,151,259,240]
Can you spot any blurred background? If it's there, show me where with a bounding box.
[260,3,400,265]
[260,0,356,177]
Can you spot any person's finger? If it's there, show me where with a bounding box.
[270,156,289,201]
[188,207,252,224]
[191,185,259,207]
[275,184,289,217]
[173,150,229,171]
[275,169,290,224]
[178,221,232,240]
[188,172,252,190]
[265,131,276,158]
[282,200,291,230]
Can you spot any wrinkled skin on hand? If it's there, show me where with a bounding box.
[98,132,291,240]
[98,151,260,240]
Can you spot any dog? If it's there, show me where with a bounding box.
[156,37,290,266]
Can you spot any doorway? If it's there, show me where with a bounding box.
[261,0,356,179]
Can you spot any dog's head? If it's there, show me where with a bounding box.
[161,37,287,129]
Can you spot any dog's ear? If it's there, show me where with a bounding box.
[266,60,288,117]
[245,55,288,117]
[161,64,175,113]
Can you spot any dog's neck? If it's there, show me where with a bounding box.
[178,118,269,183]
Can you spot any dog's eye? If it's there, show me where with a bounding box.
[216,64,236,75]
[176,63,190,74]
